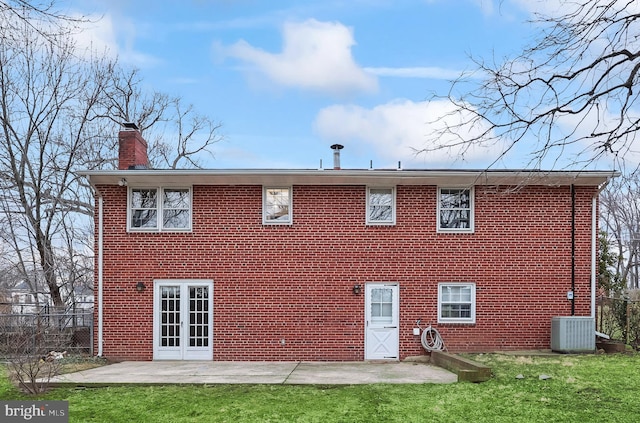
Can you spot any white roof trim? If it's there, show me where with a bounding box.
[82,169,619,187]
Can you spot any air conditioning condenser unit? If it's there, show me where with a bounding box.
[551,316,595,353]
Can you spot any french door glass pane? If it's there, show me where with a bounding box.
[189,287,209,348]
[160,286,180,348]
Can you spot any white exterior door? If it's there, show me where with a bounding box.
[153,280,213,360]
[365,283,399,360]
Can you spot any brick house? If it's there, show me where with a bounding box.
[83,128,617,361]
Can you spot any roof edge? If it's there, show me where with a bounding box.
[81,168,620,187]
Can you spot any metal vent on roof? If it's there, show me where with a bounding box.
[331,144,344,169]
[122,122,139,131]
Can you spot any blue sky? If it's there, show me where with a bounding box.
[64,0,556,170]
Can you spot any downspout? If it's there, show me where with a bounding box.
[571,184,575,316]
[591,195,597,319]
[87,175,104,357]
[97,195,104,357]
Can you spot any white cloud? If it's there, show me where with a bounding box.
[364,66,463,80]
[71,13,159,67]
[223,19,377,96]
[71,14,119,58]
[314,99,497,167]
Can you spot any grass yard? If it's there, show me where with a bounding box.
[1,353,639,422]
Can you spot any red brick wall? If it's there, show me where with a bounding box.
[95,184,598,361]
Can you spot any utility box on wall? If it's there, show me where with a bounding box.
[551,316,595,353]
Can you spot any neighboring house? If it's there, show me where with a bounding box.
[68,285,95,311]
[83,127,618,361]
[4,282,93,315]
[8,281,52,314]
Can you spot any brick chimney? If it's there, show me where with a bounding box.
[118,123,149,170]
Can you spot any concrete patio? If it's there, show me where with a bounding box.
[48,360,458,386]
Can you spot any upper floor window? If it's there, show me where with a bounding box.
[129,187,191,232]
[438,187,474,232]
[438,283,476,324]
[367,187,395,225]
[263,187,292,224]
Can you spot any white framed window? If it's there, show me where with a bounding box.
[367,187,396,225]
[437,187,474,232]
[438,283,476,324]
[128,187,192,232]
[263,186,292,224]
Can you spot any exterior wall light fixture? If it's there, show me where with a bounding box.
[353,284,362,295]
[136,282,146,292]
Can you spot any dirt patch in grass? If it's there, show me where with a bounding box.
[512,356,535,365]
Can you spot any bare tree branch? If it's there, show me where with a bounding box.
[0,2,223,308]
[601,174,640,290]
[420,0,640,173]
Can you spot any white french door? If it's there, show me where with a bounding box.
[364,283,399,360]
[153,280,213,360]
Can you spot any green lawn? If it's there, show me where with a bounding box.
[2,353,639,422]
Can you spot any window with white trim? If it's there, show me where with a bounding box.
[263,187,292,224]
[438,187,474,232]
[367,187,395,225]
[129,187,191,232]
[438,283,476,324]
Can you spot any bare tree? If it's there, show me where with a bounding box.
[151,99,223,169]
[0,4,223,309]
[1,1,88,41]
[98,67,171,136]
[1,1,71,20]
[420,0,640,172]
[601,174,640,290]
[97,67,223,169]
[0,12,114,307]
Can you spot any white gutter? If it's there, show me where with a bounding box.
[81,169,620,188]
[591,195,597,319]
[98,195,104,356]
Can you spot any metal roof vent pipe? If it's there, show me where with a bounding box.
[331,144,344,169]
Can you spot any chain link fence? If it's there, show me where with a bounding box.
[597,294,640,349]
[0,306,93,359]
